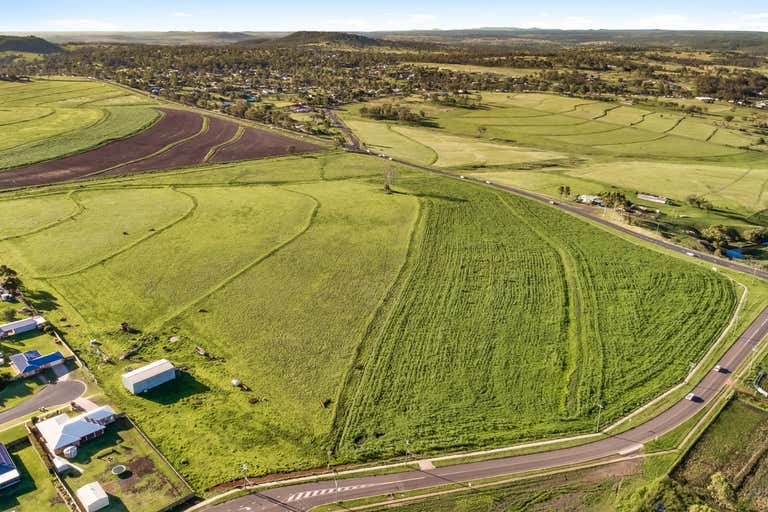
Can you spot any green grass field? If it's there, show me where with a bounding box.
[0,78,159,170]
[0,147,742,489]
[672,397,768,511]
[342,92,768,250]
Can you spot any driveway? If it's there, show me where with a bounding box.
[0,379,85,424]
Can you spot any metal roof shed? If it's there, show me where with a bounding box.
[121,359,177,394]
[76,481,109,512]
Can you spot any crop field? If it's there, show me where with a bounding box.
[341,92,765,164]
[0,147,741,490]
[343,91,768,241]
[0,79,321,188]
[333,174,735,460]
[672,397,768,510]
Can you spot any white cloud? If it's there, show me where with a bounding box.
[324,18,374,30]
[45,19,118,30]
[172,12,192,18]
[740,12,768,20]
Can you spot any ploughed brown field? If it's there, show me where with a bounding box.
[0,108,321,189]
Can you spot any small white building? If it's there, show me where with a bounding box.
[122,359,177,394]
[577,194,602,206]
[637,193,670,205]
[76,481,109,512]
[0,315,46,338]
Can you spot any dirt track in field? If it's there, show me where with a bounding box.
[0,108,322,189]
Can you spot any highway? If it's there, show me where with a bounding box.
[203,122,768,512]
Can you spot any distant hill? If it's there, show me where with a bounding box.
[0,35,61,54]
[3,31,273,46]
[247,31,384,48]
[370,28,768,54]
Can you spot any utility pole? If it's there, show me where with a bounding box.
[595,402,605,433]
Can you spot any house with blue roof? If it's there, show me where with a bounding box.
[0,442,20,490]
[10,349,65,378]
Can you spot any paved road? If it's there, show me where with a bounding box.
[205,145,768,511]
[0,379,85,424]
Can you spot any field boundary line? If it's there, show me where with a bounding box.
[0,105,109,156]
[147,187,320,329]
[204,125,244,162]
[0,106,55,127]
[0,189,86,241]
[83,111,208,178]
[32,186,198,279]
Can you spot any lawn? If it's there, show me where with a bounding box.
[0,148,748,491]
[59,416,190,512]
[0,79,159,170]
[0,441,68,512]
[0,331,68,380]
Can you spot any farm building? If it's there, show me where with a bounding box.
[577,194,603,206]
[36,406,118,455]
[637,193,670,205]
[76,481,110,512]
[10,349,65,377]
[0,315,46,338]
[0,442,20,490]
[122,359,177,394]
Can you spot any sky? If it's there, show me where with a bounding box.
[1,0,768,33]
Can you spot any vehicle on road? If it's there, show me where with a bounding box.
[685,392,697,401]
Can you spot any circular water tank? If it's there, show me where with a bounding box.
[63,445,78,459]
[231,379,241,387]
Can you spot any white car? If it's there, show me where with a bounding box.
[485,180,492,184]
[685,393,697,401]
[685,252,695,257]
[459,175,466,179]
[713,365,724,373]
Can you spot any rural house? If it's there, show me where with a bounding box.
[122,359,177,394]
[36,406,118,455]
[577,194,603,206]
[10,350,65,377]
[0,442,20,490]
[0,315,46,338]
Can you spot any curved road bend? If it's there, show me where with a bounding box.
[207,149,768,510]
[0,379,85,424]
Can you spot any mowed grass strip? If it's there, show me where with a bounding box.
[335,173,734,461]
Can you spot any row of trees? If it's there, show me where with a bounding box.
[359,104,426,124]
